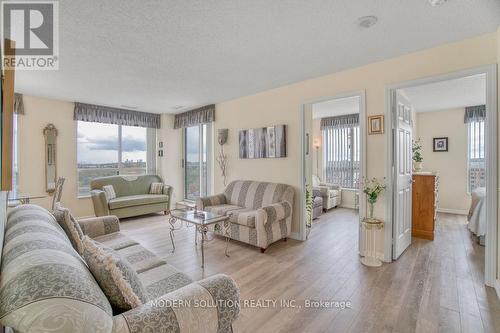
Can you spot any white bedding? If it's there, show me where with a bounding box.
[468,187,486,237]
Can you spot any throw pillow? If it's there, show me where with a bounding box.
[102,185,116,200]
[149,182,164,195]
[82,236,148,313]
[52,202,84,254]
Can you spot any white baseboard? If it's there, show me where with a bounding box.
[437,208,468,215]
[495,280,500,300]
[340,204,357,209]
[289,232,301,240]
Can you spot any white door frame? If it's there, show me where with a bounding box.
[384,65,497,287]
[299,90,367,242]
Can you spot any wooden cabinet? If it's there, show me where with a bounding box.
[412,173,439,240]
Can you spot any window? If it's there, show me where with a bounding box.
[322,124,360,188]
[183,124,211,201]
[467,120,485,192]
[77,121,152,196]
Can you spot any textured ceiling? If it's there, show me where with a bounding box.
[312,96,360,119]
[401,74,486,112]
[15,0,500,114]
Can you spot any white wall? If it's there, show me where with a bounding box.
[210,32,497,241]
[416,108,470,213]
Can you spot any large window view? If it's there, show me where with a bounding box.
[184,124,210,201]
[322,120,360,189]
[467,119,485,192]
[77,121,148,196]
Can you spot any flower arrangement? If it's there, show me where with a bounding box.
[363,178,386,218]
[412,139,423,171]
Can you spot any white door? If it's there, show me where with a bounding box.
[393,91,413,259]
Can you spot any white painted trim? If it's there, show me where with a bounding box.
[298,90,367,248]
[289,232,301,240]
[385,65,498,286]
[495,279,500,300]
[436,208,468,215]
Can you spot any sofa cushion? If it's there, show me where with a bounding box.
[94,232,139,251]
[149,182,164,194]
[91,175,163,197]
[108,194,169,210]
[228,208,257,228]
[138,264,193,301]
[52,202,84,254]
[82,237,148,313]
[116,244,167,274]
[205,204,244,216]
[103,185,117,200]
[1,205,114,333]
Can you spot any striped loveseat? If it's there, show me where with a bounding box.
[0,205,240,333]
[197,180,294,252]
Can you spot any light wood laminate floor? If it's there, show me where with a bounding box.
[120,209,500,333]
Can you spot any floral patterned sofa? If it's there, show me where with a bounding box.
[197,180,294,252]
[0,204,240,333]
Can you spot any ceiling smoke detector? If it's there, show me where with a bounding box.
[357,16,378,28]
[172,105,184,110]
[428,0,448,6]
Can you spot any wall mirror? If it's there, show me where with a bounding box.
[43,124,58,193]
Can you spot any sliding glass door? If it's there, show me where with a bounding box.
[183,123,211,201]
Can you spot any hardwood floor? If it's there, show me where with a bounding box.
[120,209,500,333]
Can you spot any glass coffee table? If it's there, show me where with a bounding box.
[168,209,231,268]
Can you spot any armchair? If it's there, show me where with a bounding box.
[312,175,341,211]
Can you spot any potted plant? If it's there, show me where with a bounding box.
[363,178,386,219]
[412,138,423,171]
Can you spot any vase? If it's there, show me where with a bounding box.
[413,161,423,172]
[369,202,374,219]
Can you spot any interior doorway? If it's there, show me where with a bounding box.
[385,66,497,287]
[299,91,366,254]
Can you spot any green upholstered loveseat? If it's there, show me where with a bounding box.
[90,175,172,218]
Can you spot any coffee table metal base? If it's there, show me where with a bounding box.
[168,217,231,269]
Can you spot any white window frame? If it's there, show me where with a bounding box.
[182,123,212,202]
[76,121,156,197]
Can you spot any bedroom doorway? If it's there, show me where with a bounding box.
[299,91,366,255]
[385,65,497,287]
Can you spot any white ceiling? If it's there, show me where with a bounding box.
[15,0,500,114]
[401,74,486,112]
[312,96,360,119]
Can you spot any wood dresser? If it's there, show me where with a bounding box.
[412,173,439,240]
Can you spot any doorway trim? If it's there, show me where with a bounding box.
[384,65,497,287]
[299,90,367,243]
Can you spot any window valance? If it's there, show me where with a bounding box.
[74,102,161,129]
[14,93,24,115]
[174,104,215,129]
[464,105,486,123]
[321,113,359,130]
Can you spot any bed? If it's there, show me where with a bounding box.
[468,187,486,245]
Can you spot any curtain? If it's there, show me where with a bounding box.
[14,93,24,115]
[174,104,215,129]
[464,105,486,123]
[321,113,359,129]
[321,113,360,188]
[74,102,161,129]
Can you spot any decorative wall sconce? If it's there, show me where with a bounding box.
[217,129,229,186]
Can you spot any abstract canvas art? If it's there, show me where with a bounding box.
[239,125,286,159]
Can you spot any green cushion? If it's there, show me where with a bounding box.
[91,175,163,197]
[108,194,169,210]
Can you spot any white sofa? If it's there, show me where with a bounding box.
[312,175,341,211]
